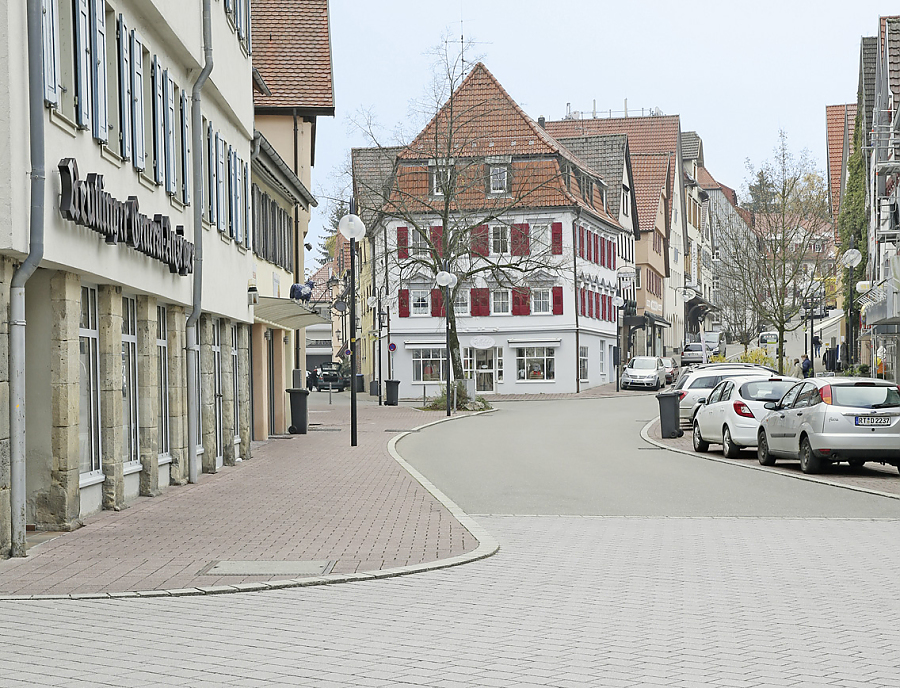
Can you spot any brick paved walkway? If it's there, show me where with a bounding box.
[647,419,900,497]
[0,398,480,597]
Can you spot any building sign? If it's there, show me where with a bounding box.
[469,336,496,350]
[57,158,195,275]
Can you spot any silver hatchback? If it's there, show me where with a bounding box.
[757,378,900,473]
[621,356,666,390]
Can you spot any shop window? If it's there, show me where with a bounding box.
[516,347,555,381]
[157,305,169,458]
[412,348,447,382]
[122,296,139,466]
[79,286,102,476]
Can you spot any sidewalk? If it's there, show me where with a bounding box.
[0,396,482,598]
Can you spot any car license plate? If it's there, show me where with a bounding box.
[855,416,891,426]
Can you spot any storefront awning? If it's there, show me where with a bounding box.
[254,296,329,330]
[645,313,672,328]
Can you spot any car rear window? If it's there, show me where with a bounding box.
[740,380,796,401]
[684,344,701,351]
[832,384,900,408]
[628,358,657,369]
[688,375,719,390]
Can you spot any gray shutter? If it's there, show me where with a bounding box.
[236,0,244,40]
[216,134,226,233]
[41,0,61,106]
[243,161,251,249]
[130,30,144,170]
[181,92,191,205]
[228,146,236,238]
[207,122,217,225]
[152,57,164,185]
[164,69,176,195]
[117,15,131,160]
[90,0,108,143]
[74,0,91,129]
[224,0,233,13]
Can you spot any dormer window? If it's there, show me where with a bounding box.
[432,167,450,196]
[489,166,509,194]
[622,185,630,216]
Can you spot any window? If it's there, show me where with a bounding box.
[157,305,170,458]
[532,288,551,314]
[531,224,549,253]
[251,184,294,272]
[598,346,606,375]
[122,296,139,466]
[491,226,509,255]
[489,166,508,194]
[622,185,630,216]
[492,289,510,314]
[516,347,555,381]
[411,289,429,316]
[412,348,447,382]
[454,289,468,313]
[635,266,642,290]
[409,229,428,256]
[432,167,449,196]
[79,286,101,476]
[579,346,589,382]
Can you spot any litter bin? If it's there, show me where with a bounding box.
[287,388,310,434]
[656,390,683,438]
[355,373,365,392]
[385,379,400,406]
[369,380,379,397]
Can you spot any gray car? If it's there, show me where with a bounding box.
[680,342,715,365]
[757,377,900,474]
[621,356,666,390]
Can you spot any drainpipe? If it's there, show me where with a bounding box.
[572,209,582,393]
[9,0,47,557]
[186,0,213,484]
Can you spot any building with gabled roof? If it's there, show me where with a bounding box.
[825,103,858,228]
[358,63,632,397]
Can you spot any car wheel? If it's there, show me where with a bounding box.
[722,427,741,459]
[799,437,822,474]
[849,459,866,469]
[692,422,709,452]
[654,379,660,391]
[757,431,775,466]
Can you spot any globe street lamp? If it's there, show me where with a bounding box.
[435,267,458,417]
[338,207,366,447]
[840,244,863,368]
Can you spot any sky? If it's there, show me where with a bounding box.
[306,0,890,259]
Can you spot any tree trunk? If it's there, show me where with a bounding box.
[447,304,464,383]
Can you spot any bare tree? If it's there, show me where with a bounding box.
[716,132,834,371]
[352,44,589,384]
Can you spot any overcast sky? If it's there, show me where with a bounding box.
[306,0,889,260]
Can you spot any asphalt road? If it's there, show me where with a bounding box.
[400,394,900,518]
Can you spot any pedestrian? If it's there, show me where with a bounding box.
[801,354,812,378]
[789,358,803,378]
[812,334,821,357]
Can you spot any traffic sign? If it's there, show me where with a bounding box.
[388,342,397,352]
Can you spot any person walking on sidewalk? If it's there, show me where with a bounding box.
[801,354,812,378]
[789,358,803,378]
[812,334,821,357]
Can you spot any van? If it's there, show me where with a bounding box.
[703,331,726,356]
[758,332,779,348]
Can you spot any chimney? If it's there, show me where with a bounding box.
[537,116,546,128]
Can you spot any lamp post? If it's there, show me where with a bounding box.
[840,243,862,368]
[435,267,458,417]
[613,265,636,391]
[338,206,366,447]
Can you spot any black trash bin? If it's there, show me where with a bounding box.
[287,388,310,434]
[385,379,400,406]
[369,380,379,397]
[355,373,365,392]
[656,390,683,438]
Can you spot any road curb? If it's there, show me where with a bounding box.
[640,418,900,502]
[0,411,500,603]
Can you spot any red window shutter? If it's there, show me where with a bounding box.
[551,222,563,255]
[513,287,530,316]
[578,226,585,258]
[471,225,489,257]
[594,234,599,265]
[580,288,585,316]
[431,288,445,317]
[600,237,606,268]
[397,226,409,259]
[602,294,607,321]
[587,290,594,318]
[511,223,530,255]
[430,226,443,257]
[471,287,489,316]
[399,289,410,317]
[612,240,616,269]
[586,232,592,263]
[552,286,563,314]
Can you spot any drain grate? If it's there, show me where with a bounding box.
[199,560,336,576]
[310,427,342,432]
[385,429,419,433]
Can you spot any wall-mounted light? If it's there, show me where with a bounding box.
[248,284,259,306]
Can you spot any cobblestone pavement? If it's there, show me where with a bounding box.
[648,419,900,498]
[2,515,900,687]
[0,397,479,596]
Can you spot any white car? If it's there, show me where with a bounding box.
[621,356,666,390]
[673,363,776,424]
[757,377,900,474]
[692,375,800,457]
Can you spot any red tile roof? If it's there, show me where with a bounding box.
[696,166,738,206]
[544,115,681,157]
[631,153,671,239]
[251,0,335,112]
[825,103,857,221]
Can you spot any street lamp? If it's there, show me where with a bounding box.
[338,207,366,447]
[435,267,458,417]
[840,244,862,368]
[614,265,636,392]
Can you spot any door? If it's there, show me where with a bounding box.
[782,382,817,456]
[697,381,725,439]
[212,320,224,469]
[267,329,275,435]
[475,348,495,393]
[767,382,803,453]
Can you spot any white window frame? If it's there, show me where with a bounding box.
[410,289,429,316]
[532,288,551,314]
[412,347,447,383]
[516,347,556,382]
[121,295,140,469]
[130,29,145,171]
[531,223,549,253]
[453,289,468,313]
[41,0,62,107]
[489,166,508,194]
[151,56,164,185]
[157,305,170,460]
[79,286,102,478]
[491,289,510,315]
[432,167,449,196]
[622,185,630,216]
[216,133,226,232]
[409,228,428,256]
[116,14,132,161]
[599,346,606,375]
[491,226,509,255]
[163,70,177,195]
[579,345,589,383]
[90,0,108,143]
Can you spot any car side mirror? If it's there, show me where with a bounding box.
[698,397,707,404]
[764,402,778,411]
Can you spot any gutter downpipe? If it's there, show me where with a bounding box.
[187,0,213,484]
[9,0,48,557]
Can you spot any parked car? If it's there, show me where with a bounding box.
[673,363,776,424]
[661,357,680,384]
[621,356,666,390]
[703,331,727,357]
[315,363,345,392]
[680,342,716,365]
[692,374,800,457]
[757,378,900,474]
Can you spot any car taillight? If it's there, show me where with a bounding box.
[733,401,755,418]
[678,391,687,401]
[820,385,832,405]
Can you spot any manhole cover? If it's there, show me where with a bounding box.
[200,560,336,576]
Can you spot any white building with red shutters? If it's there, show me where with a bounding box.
[357,64,633,398]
